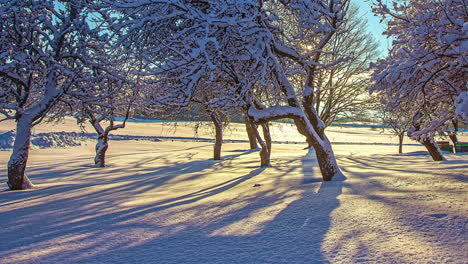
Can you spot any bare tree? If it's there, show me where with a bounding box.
[312,5,380,126]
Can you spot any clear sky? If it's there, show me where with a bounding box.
[351,0,392,57]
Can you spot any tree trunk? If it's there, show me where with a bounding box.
[253,55,342,180]
[294,119,314,148]
[421,137,446,161]
[249,118,270,167]
[210,112,223,160]
[449,134,457,153]
[311,134,343,181]
[294,119,343,181]
[398,133,404,154]
[449,120,458,153]
[244,113,258,149]
[261,122,272,164]
[449,119,459,144]
[257,137,270,167]
[7,116,35,190]
[94,134,109,167]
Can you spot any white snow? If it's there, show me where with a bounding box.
[0,118,467,264]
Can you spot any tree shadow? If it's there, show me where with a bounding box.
[327,153,468,262]
[0,143,343,264]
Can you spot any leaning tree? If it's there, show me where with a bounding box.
[297,4,380,127]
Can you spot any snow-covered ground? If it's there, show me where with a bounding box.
[0,119,467,264]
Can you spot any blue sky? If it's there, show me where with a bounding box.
[351,0,392,57]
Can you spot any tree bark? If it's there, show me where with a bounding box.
[256,133,270,167]
[449,119,458,153]
[421,137,446,161]
[248,117,270,167]
[398,133,404,154]
[210,112,223,160]
[261,122,272,153]
[294,118,343,181]
[261,122,272,165]
[94,134,109,167]
[295,119,314,148]
[310,134,342,181]
[7,115,35,190]
[244,113,258,149]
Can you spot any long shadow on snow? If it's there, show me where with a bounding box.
[332,153,467,262]
[0,148,255,207]
[0,146,343,264]
[70,179,343,263]
[0,148,262,234]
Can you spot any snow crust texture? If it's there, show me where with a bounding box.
[0,120,466,264]
[0,147,466,263]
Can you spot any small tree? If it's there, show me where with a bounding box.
[73,77,138,167]
[377,102,412,154]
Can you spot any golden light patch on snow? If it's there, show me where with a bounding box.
[209,190,304,237]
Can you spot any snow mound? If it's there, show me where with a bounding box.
[0,131,88,150]
[31,132,85,148]
[0,131,15,149]
[0,131,164,150]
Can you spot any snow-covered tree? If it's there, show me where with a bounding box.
[376,99,412,154]
[369,0,467,160]
[247,0,350,180]
[109,0,350,181]
[0,1,124,189]
[74,73,139,167]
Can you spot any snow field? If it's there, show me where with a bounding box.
[0,119,467,263]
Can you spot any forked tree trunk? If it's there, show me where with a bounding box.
[421,137,446,161]
[249,119,270,167]
[256,53,343,181]
[244,113,258,149]
[7,116,35,190]
[94,134,109,167]
[398,133,404,154]
[210,112,223,160]
[90,117,127,167]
